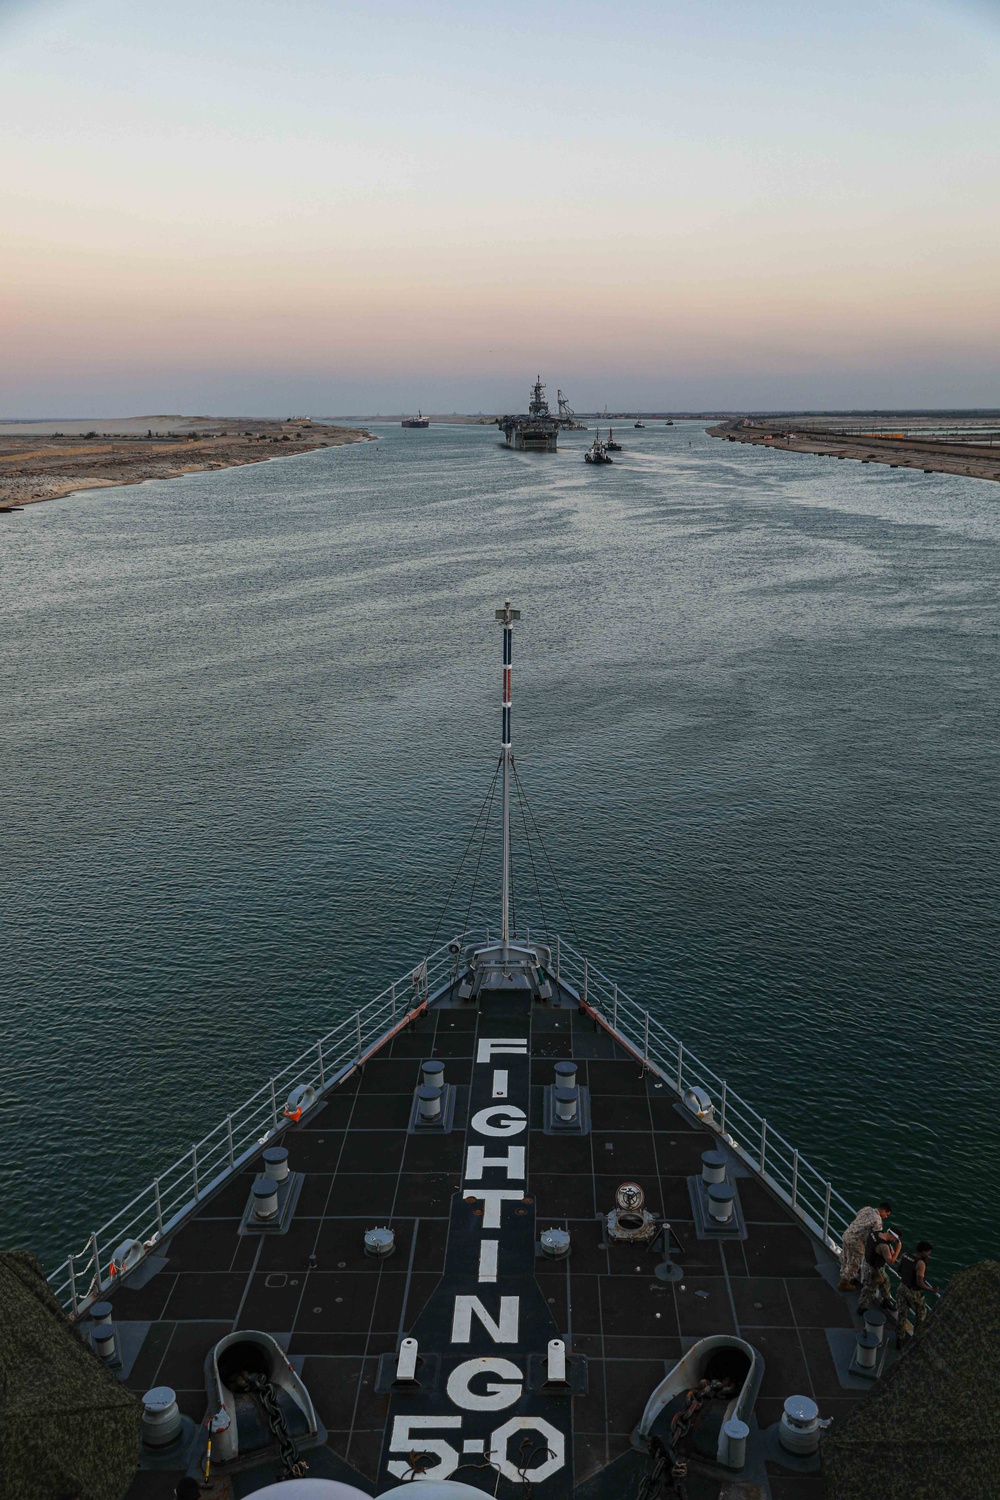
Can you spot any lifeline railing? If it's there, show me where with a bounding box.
[549,934,857,1255]
[47,927,858,1316]
[46,939,463,1317]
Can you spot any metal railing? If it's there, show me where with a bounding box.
[46,940,462,1316]
[551,935,857,1255]
[48,926,860,1316]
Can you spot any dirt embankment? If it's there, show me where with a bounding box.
[0,418,374,511]
[708,419,1000,484]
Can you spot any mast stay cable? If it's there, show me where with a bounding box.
[424,756,502,964]
[511,757,550,947]
[460,756,502,949]
[510,757,583,953]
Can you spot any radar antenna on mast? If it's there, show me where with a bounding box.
[528,377,550,420]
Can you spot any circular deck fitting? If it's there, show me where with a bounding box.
[779,1394,821,1454]
[364,1226,395,1258]
[540,1227,571,1258]
[141,1386,182,1448]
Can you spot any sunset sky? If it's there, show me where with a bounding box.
[2,0,999,414]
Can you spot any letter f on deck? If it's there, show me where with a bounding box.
[476,1038,528,1064]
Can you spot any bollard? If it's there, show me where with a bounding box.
[421,1060,445,1092]
[862,1307,886,1345]
[92,1324,117,1362]
[701,1150,727,1185]
[262,1146,289,1184]
[554,1087,579,1123]
[853,1330,879,1374]
[251,1176,279,1222]
[553,1060,578,1091]
[708,1183,735,1224]
[417,1085,442,1122]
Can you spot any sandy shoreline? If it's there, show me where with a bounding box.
[708,419,1000,484]
[0,417,374,512]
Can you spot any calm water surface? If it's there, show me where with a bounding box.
[1,422,997,1276]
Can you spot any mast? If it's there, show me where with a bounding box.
[495,600,520,945]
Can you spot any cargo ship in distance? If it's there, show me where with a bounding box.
[31,603,965,1500]
[401,411,430,428]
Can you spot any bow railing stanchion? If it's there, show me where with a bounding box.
[44,932,866,1313]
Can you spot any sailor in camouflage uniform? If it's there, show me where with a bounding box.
[840,1200,893,1290]
[857,1223,900,1312]
[896,1241,939,1348]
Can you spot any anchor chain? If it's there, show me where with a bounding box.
[636,1377,737,1500]
[241,1371,309,1479]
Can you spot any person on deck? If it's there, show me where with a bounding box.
[896,1241,939,1349]
[839,1201,893,1290]
[857,1222,901,1312]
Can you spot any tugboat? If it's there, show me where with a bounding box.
[401,410,430,428]
[634,419,645,429]
[584,430,613,464]
[605,427,622,452]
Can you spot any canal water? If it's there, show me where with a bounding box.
[1,420,997,1276]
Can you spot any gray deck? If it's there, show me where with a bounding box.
[110,986,872,1498]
